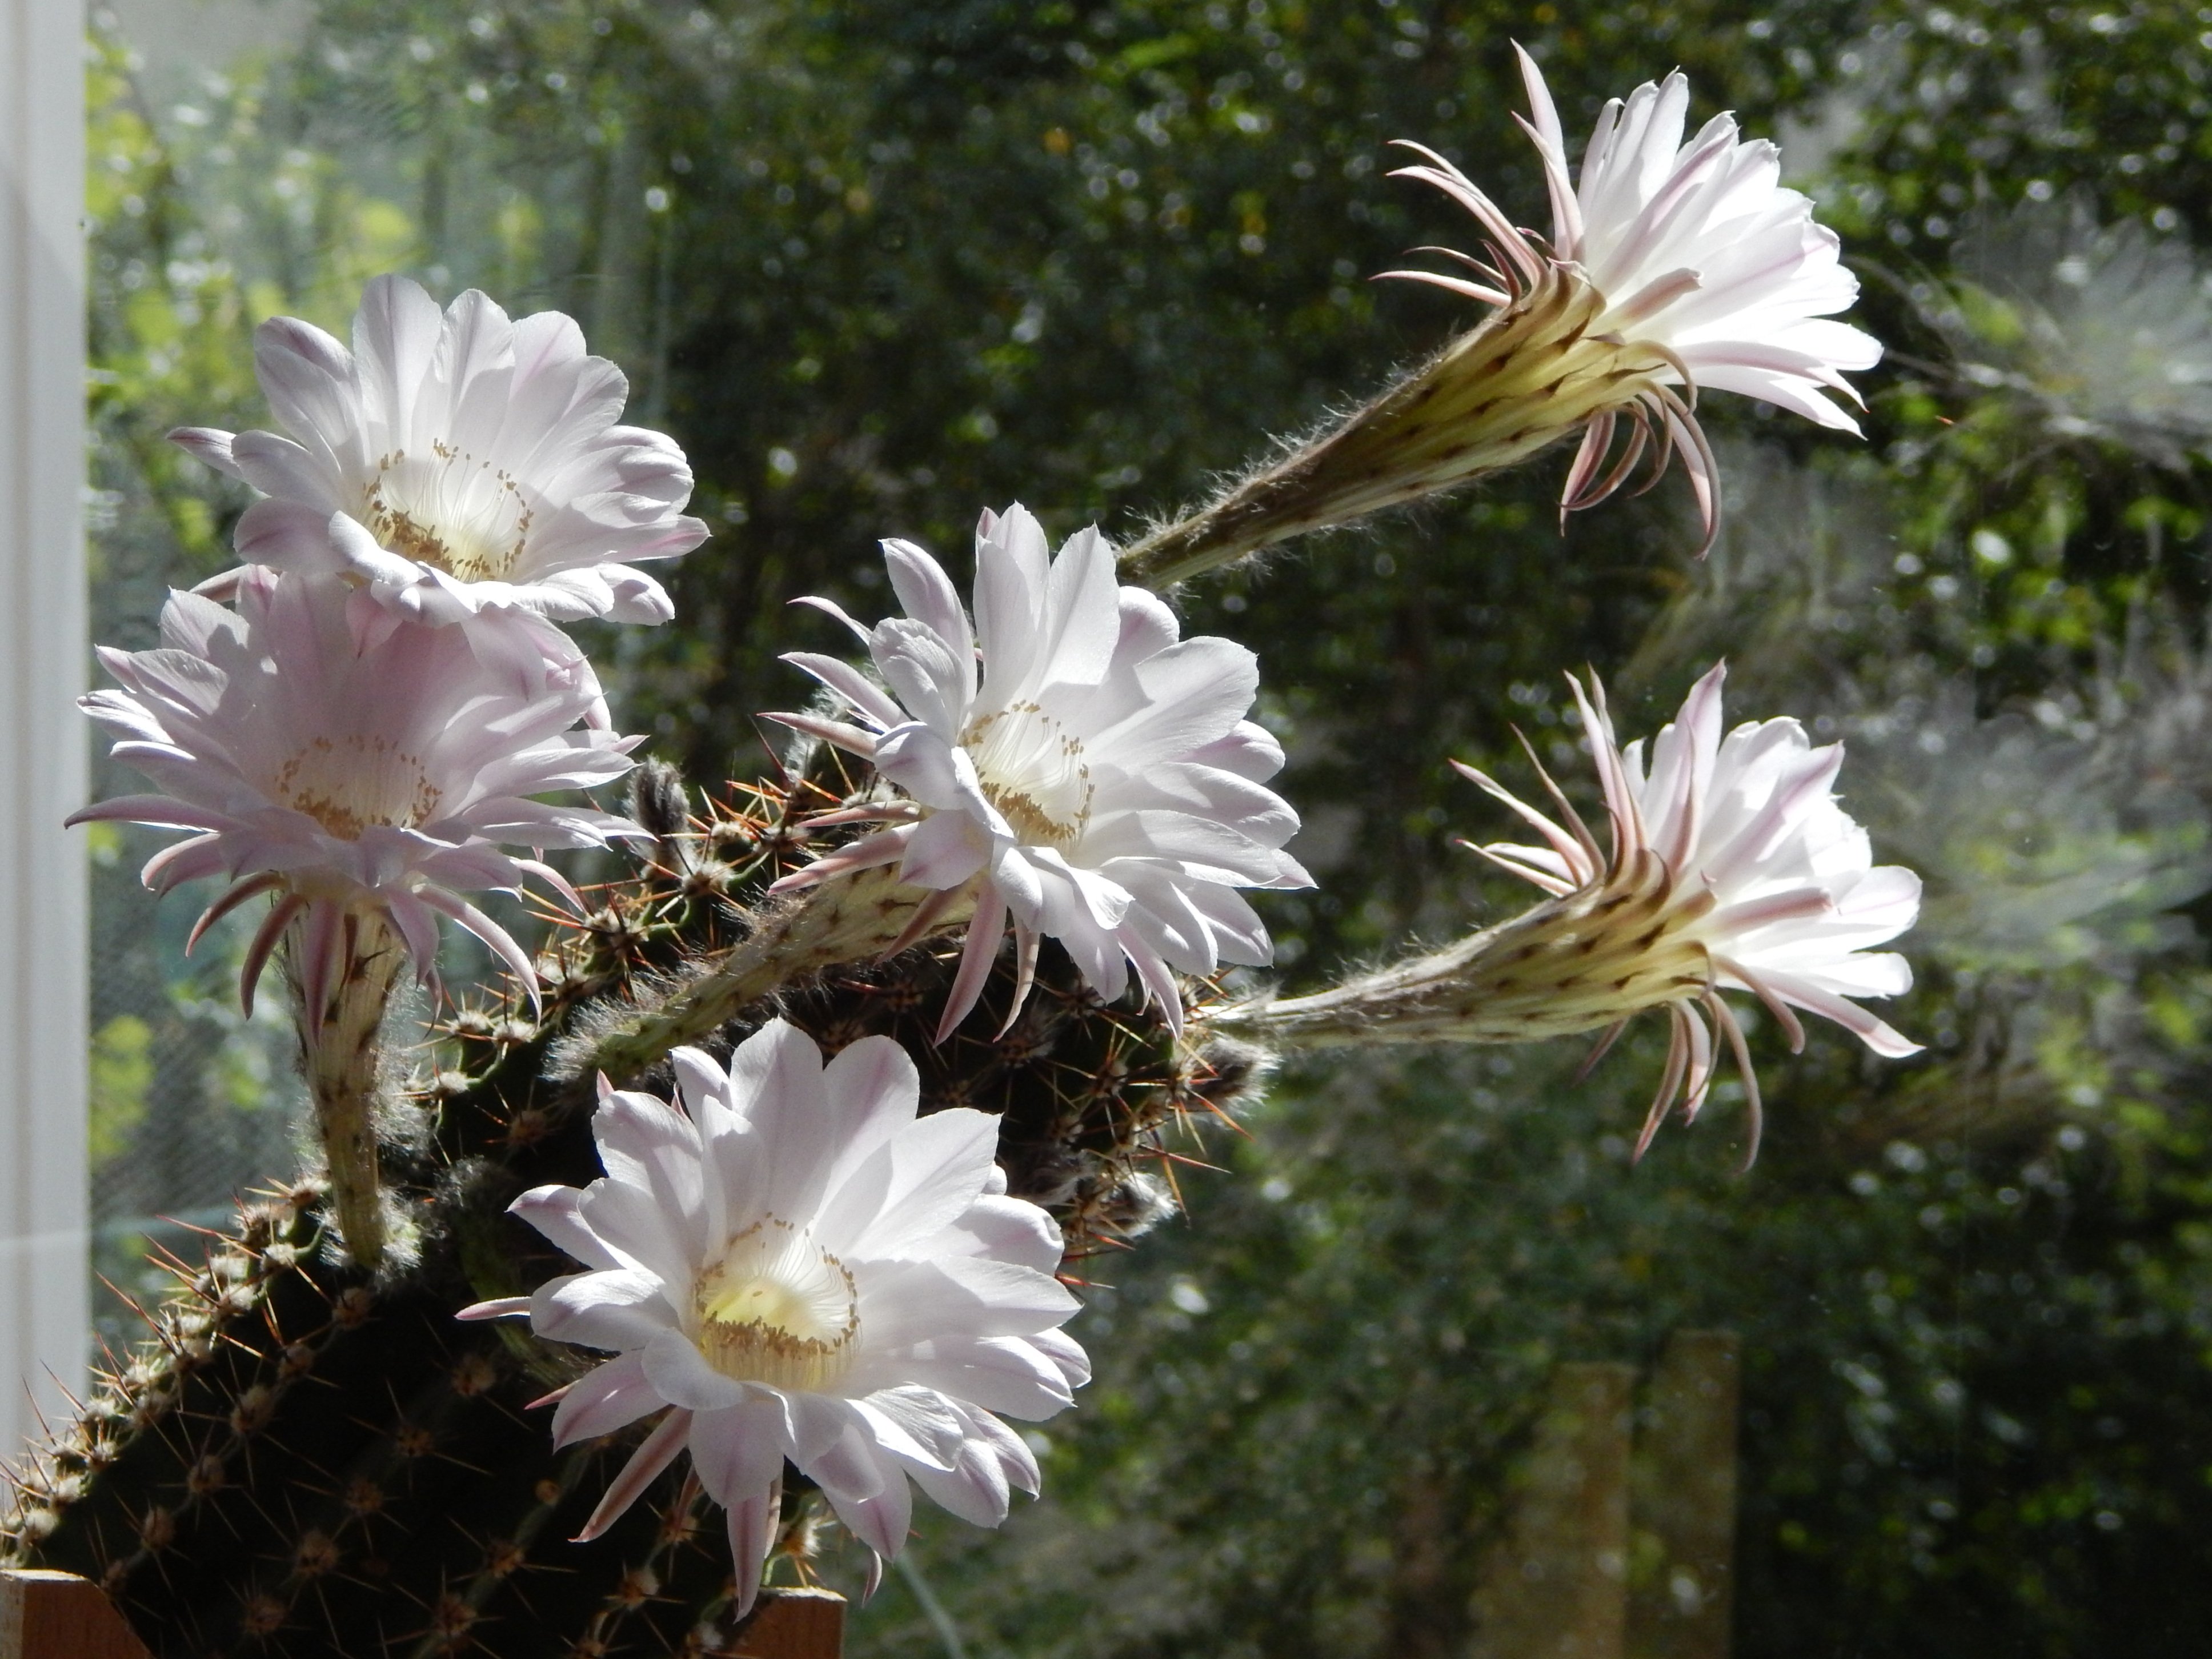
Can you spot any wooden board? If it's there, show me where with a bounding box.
[0,1570,843,1658]
[731,1586,846,1658]
[0,1569,153,1659]
[1469,1361,1636,1658]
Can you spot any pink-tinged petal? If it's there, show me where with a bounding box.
[455,1297,532,1321]
[668,1047,735,1132]
[508,1183,631,1273]
[807,1424,909,1561]
[997,921,1042,1038]
[66,795,229,835]
[724,1483,782,1620]
[872,618,969,734]
[531,1267,681,1353]
[253,314,362,469]
[897,808,992,891]
[167,426,245,480]
[935,887,1008,1041]
[882,539,976,690]
[852,1385,965,1472]
[1513,42,1583,256]
[603,566,679,624]
[906,1434,1014,1528]
[1033,524,1121,691]
[574,1408,692,1542]
[855,1257,1080,1349]
[588,1084,708,1227]
[181,873,284,959]
[764,710,882,759]
[816,1035,925,1188]
[873,723,980,813]
[549,1352,667,1446]
[928,1194,1064,1274]
[972,504,1052,703]
[415,888,542,1011]
[686,1395,791,1516]
[791,592,876,646]
[1757,971,1925,1058]
[231,498,354,574]
[1028,1327,1092,1389]
[779,650,905,728]
[720,1019,840,1216]
[768,825,913,893]
[639,1328,755,1412]
[352,273,446,440]
[857,1336,1075,1421]
[828,1108,1004,1263]
[230,429,342,506]
[235,892,306,1018]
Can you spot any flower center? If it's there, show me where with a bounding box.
[960,702,1093,848]
[359,443,535,582]
[691,1218,859,1393]
[271,735,443,839]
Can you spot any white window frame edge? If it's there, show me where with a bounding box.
[0,0,89,1461]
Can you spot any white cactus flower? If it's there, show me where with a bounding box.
[770,504,1311,1039]
[172,274,708,625]
[1389,47,1882,546]
[71,567,639,1011]
[1459,662,1921,1157]
[462,1019,1086,1610]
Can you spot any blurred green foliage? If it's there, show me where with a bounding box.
[85,0,2212,1652]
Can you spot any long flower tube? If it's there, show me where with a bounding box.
[1120,47,1879,587]
[1210,664,1921,1163]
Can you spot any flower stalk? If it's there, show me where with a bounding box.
[1208,847,1706,1051]
[569,865,974,1083]
[293,908,408,1268]
[1119,266,1673,588]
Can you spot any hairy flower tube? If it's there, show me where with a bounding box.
[1228,664,1920,1161]
[73,567,640,1260]
[172,274,709,624]
[462,1020,1086,1611]
[769,504,1311,1039]
[1121,49,1878,584]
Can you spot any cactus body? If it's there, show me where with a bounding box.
[9,786,1245,1654]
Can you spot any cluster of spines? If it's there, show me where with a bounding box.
[2,1185,323,1576]
[4,1179,786,1656]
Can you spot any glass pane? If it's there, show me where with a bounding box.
[82,3,2212,1653]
